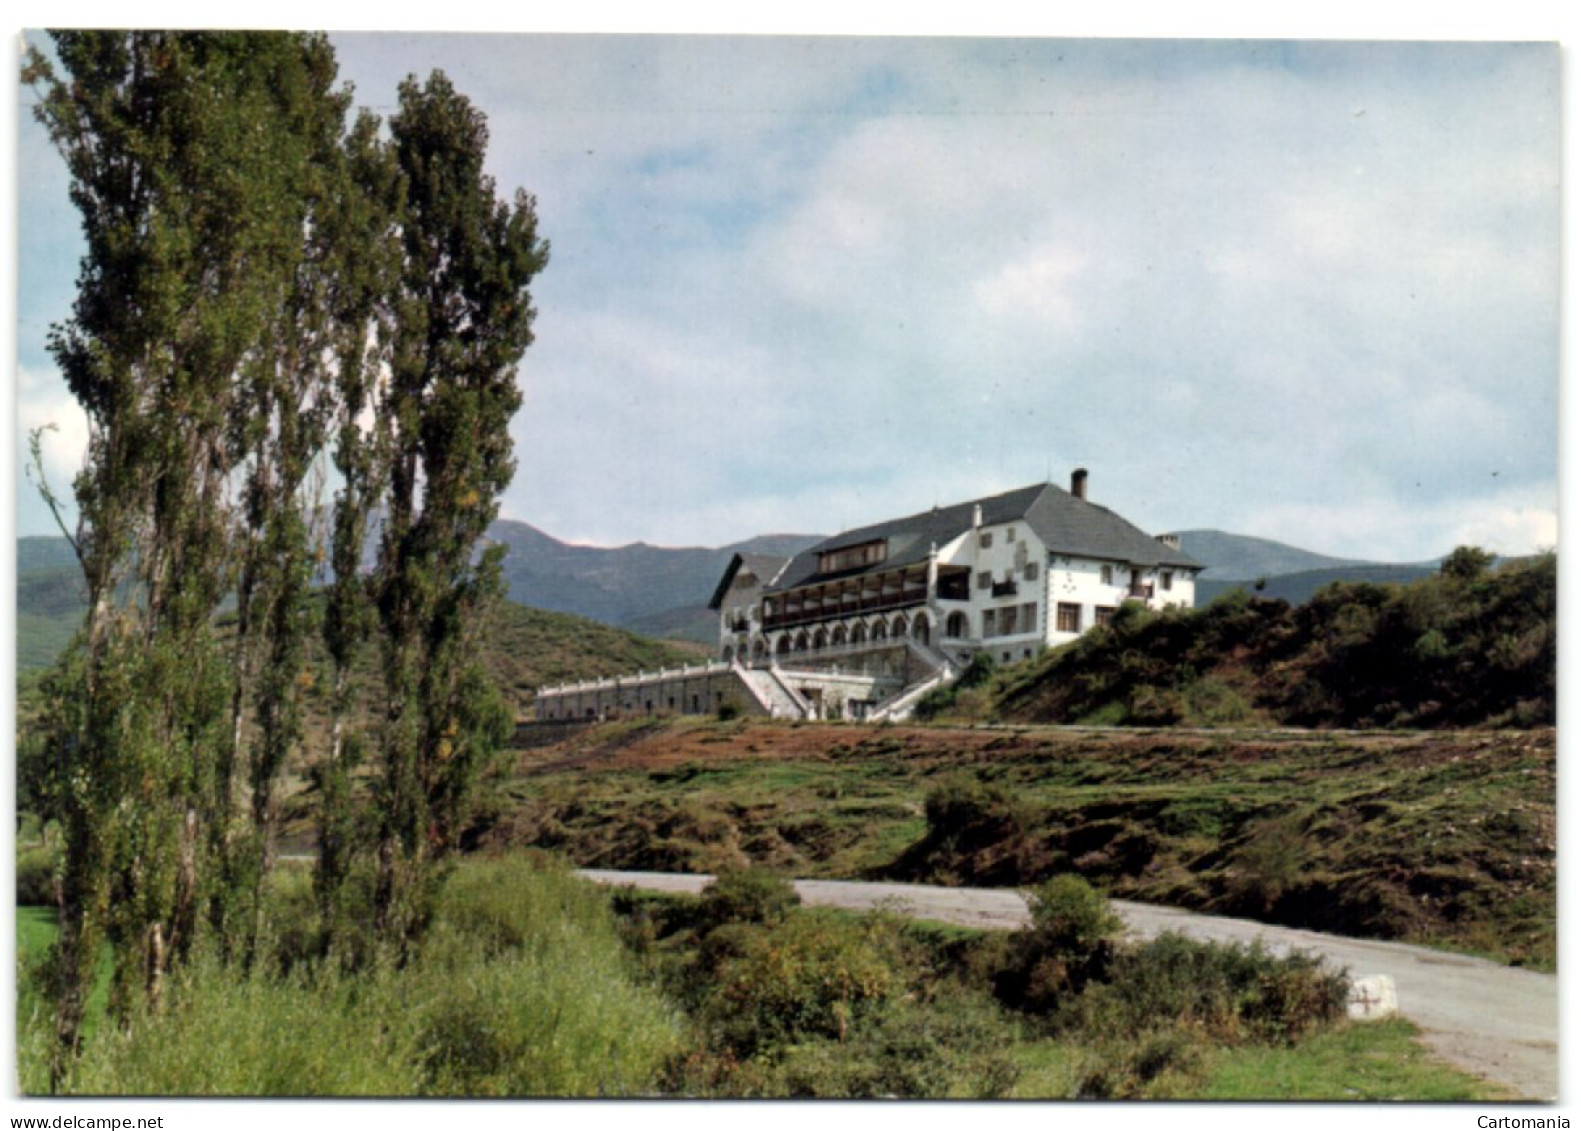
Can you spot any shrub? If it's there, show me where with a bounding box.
[17,842,60,907]
[996,874,1124,1014]
[697,867,800,932]
[900,773,1044,883]
[760,991,1022,1099]
[698,909,911,1055]
[414,934,680,1096]
[1079,932,1349,1045]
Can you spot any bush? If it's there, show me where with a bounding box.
[995,874,1124,1014]
[17,842,60,907]
[1224,816,1315,914]
[698,909,911,1055]
[758,991,1022,1098]
[893,774,1046,884]
[1078,932,1349,1045]
[697,867,800,932]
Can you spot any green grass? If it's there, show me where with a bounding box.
[1007,1022,1504,1100]
[16,858,682,1096]
[1200,1019,1506,1100]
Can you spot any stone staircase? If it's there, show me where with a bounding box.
[869,643,958,722]
[738,664,813,719]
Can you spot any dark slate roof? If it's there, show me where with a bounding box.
[766,482,1201,594]
[707,552,794,609]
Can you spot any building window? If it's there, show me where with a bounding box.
[1161,571,1174,591]
[1100,564,1114,586]
[1024,562,1039,582]
[1006,528,1016,542]
[977,571,992,590]
[1095,605,1117,626]
[979,531,993,549]
[1019,603,1037,633]
[1056,602,1082,633]
[817,539,888,575]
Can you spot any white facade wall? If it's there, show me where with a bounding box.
[946,519,1047,664]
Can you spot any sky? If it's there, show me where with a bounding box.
[13,29,1563,564]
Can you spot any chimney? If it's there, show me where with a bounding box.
[1070,468,1088,501]
[972,503,983,527]
[1156,533,1181,551]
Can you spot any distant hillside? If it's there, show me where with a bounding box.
[621,604,720,647]
[489,520,821,635]
[19,535,82,574]
[1196,564,1439,607]
[1176,530,1376,580]
[15,575,699,721]
[476,601,705,715]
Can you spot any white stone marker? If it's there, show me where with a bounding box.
[1346,974,1399,1021]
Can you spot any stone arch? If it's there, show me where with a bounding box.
[945,610,969,639]
[831,624,848,646]
[891,614,909,639]
[911,612,931,645]
[776,635,792,657]
[812,627,828,650]
[851,621,868,644]
[795,630,810,653]
[872,620,888,641]
[753,638,769,661]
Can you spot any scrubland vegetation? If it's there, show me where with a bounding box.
[15,854,1498,1099]
[485,722,1555,970]
[957,552,1555,730]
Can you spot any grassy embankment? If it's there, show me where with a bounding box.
[477,720,1555,969]
[960,554,1555,730]
[16,859,682,1096]
[15,855,1501,1099]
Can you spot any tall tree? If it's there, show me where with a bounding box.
[371,71,548,946]
[315,110,402,954]
[23,31,357,1078]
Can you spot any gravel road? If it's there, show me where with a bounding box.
[580,869,1558,1100]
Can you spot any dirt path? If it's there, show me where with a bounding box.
[580,869,1558,1100]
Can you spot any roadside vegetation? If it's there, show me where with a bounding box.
[15,855,1498,1099]
[17,857,681,1096]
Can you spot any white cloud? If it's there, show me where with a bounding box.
[17,36,1559,565]
[16,366,88,528]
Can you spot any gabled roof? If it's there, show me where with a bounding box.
[765,482,1201,593]
[707,552,793,609]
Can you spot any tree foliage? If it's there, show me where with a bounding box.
[24,32,544,1082]
[369,71,548,946]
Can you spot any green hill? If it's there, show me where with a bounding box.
[977,553,1554,730]
[14,561,701,720]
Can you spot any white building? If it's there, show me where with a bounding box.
[711,470,1200,669]
[536,470,1200,723]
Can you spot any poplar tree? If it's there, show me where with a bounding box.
[23,30,358,1076]
[372,71,548,946]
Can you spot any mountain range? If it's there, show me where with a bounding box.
[15,522,1445,664]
